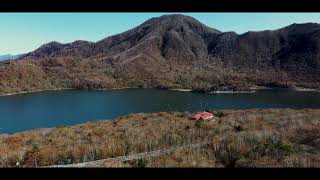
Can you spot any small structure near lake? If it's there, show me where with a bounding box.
[191,111,214,120]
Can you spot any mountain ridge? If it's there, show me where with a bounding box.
[1,14,320,95]
[21,17,320,61]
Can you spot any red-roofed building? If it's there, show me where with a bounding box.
[191,111,214,120]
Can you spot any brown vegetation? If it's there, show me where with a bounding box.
[1,15,320,95]
[0,108,319,167]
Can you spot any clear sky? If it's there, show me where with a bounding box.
[0,13,320,55]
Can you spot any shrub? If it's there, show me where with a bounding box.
[234,125,243,132]
[179,111,190,118]
[137,158,147,168]
[234,157,255,168]
[254,138,295,157]
[32,144,40,153]
[195,119,204,128]
[214,111,227,118]
[217,150,245,168]
[130,158,148,168]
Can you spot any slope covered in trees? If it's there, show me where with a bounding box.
[1,14,320,95]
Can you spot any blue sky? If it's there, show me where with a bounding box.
[0,13,320,54]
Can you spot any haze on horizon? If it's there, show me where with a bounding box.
[0,13,320,55]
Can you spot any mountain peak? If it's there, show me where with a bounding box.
[144,14,198,23]
[43,41,63,46]
[154,14,199,22]
[141,14,221,34]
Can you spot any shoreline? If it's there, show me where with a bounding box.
[209,90,256,94]
[98,87,140,91]
[251,86,320,92]
[291,87,320,92]
[168,88,193,92]
[0,87,139,97]
[0,88,76,97]
[1,107,319,136]
[250,86,274,90]
[1,86,319,97]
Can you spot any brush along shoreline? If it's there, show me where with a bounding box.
[0,108,319,167]
[1,86,319,97]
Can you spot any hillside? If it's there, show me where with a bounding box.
[0,109,319,167]
[1,14,320,95]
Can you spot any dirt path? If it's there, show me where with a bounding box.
[49,142,209,167]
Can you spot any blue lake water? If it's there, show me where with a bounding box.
[0,88,319,134]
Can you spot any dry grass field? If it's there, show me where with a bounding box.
[0,108,319,167]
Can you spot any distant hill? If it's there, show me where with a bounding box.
[0,54,23,61]
[1,14,320,95]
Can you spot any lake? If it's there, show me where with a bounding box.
[0,88,319,134]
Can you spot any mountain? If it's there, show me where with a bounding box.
[1,14,320,95]
[0,54,23,60]
[22,15,221,61]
